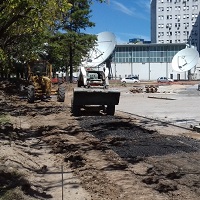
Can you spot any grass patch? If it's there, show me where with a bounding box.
[0,188,26,200]
[0,169,30,200]
[0,115,10,125]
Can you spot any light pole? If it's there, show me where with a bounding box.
[148,46,151,80]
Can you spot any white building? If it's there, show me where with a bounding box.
[151,0,200,51]
[110,42,200,81]
[107,0,200,81]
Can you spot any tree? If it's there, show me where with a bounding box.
[0,0,106,78]
[57,0,104,82]
[0,0,71,75]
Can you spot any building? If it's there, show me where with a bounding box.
[107,0,200,81]
[128,38,151,44]
[111,42,200,81]
[151,0,200,51]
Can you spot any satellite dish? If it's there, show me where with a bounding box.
[82,32,116,67]
[172,47,199,72]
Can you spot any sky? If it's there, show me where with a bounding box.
[85,0,151,44]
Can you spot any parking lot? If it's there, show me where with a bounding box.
[116,83,200,134]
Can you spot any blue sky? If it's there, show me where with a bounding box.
[85,0,151,44]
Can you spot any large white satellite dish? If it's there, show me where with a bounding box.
[82,32,116,67]
[171,47,199,72]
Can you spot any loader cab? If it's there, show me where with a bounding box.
[87,71,105,80]
[86,70,105,87]
[28,61,51,77]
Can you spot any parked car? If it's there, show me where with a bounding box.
[121,77,140,84]
[157,77,174,83]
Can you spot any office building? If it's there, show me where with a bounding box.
[151,0,200,51]
[108,0,200,81]
[111,42,200,81]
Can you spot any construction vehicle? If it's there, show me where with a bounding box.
[71,32,120,116]
[25,60,65,103]
[71,66,120,116]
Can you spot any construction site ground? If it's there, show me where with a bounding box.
[0,80,200,200]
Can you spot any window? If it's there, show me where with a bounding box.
[175,31,180,36]
[166,7,172,11]
[175,6,181,10]
[192,5,198,10]
[166,23,172,28]
[158,15,164,20]
[167,15,172,19]
[158,32,164,37]
[175,23,180,28]
[183,31,188,35]
[175,15,181,20]
[158,7,164,11]
[183,14,189,19]
[167,32,172,36]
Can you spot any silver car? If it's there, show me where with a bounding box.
[157,77,173,83]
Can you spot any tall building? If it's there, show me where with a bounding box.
[151,0,200,51]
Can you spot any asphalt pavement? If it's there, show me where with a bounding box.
[116,83,200,130]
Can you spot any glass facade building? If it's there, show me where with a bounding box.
[114,43,186,64]
[110,43,200,80]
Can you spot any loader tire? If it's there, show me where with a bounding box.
[27,85,35,103]
[57,85,65,102]
[107,105,115,116]
[71,99,80,116]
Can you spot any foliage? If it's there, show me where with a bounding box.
[0,0,71,73]
[0,0,106,78]
[0,114,10,124]
[57,0,101,81]
[46,31,97,74]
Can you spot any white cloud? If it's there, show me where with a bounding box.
[112,1,150,20]
[135,1,150,13]
[112,1,134,16]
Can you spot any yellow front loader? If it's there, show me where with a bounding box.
[26,60,65,103]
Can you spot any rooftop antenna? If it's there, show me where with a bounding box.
[171,47,199,72]
[81,31,116,68]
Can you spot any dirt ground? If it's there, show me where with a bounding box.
[0,80,200,200]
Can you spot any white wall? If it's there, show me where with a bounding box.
[111,60,200,81]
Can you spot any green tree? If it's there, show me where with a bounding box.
[44,31,97,81]
[0,0,71,76]
[0,0,106,78]
[57,0,104,82]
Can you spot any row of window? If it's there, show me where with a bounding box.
[158,0,195,3]
[165,22,190,28]
[158,30,198,36]
[116,46,183,52]
[158,5,198,11]
[114,45,185,63]
[158,20,198,29]
[158,39,197,44]
[158,13,198,20]
[115,57,172,63]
